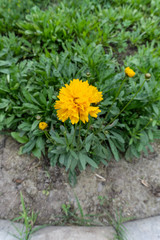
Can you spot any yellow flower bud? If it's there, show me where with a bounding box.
[125,67,136,78]
[39,122,48,130]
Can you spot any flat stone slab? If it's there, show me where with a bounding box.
[31,226,115,240]
[0,216,160,240]
[124,215,160,240]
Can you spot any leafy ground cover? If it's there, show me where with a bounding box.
[0,0,160,184]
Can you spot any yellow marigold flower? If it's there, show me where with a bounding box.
[125,67,136,77]
[39,122,48,130]
[54,79,103,124]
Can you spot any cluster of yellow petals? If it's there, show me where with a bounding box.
[54,79,103,124]
[39,122,48,130]
[125,67,136,77]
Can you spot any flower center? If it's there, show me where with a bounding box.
[73,97,79,104]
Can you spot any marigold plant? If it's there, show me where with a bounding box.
[54,79,103,124]
[125,67,136,77]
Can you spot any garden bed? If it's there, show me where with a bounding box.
[1,134,160,225]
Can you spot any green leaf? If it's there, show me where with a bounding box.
[85,133,93,143]
[36,136,45,152]
[152,104,159,115]
[11,132,28,144]
[39,93,47,106]
[0,114,5,122]
[85,155,98,168]
[18,122,31,131]
[6,116,15,127]
[148,129,153,140]
[68,170,77,187]
[23,103,40,111]
[105,119,119,129]
[32,148,42,159]
[110,131,125,143]
[85,142,91,152]
[31,120,39,131]
[22,138,36,153]
[70,157,78,172]
[84,132,94,152]
[130,145,140,158]
[59,154,65,165]
[0,99,9,109]
[50,154,59,167]
[65,154,72,172]
[108,139,119,161]
[70,150,78,160]
[79,152,87,170]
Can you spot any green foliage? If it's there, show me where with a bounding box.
[12,192,38,240]
[57,194,98,226]
[11,192,47,240]
[1,0,160,185]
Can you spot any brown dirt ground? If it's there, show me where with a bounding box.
[0,135,160,225]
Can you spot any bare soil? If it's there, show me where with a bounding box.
[0,135,160,225]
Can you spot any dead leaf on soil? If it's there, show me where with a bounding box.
[95,173,106,182]
[140,179,149,188]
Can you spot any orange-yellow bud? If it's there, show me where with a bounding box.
[125,67,136,77]
[39,122,48,130]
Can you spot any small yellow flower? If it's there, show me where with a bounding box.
[54,79,103,124]
[39,122,48,130]
[125,67,136,77]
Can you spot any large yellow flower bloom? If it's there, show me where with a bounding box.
[54,79,103,124]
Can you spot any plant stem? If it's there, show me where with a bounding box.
[138,118,152,134]
[106,77,147,127]
[84,117,92,142]
[103,77,127,123]
[64,122,69,147]
[44,131,55,145]
[71,124,77,147]
[77,121,82,150]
